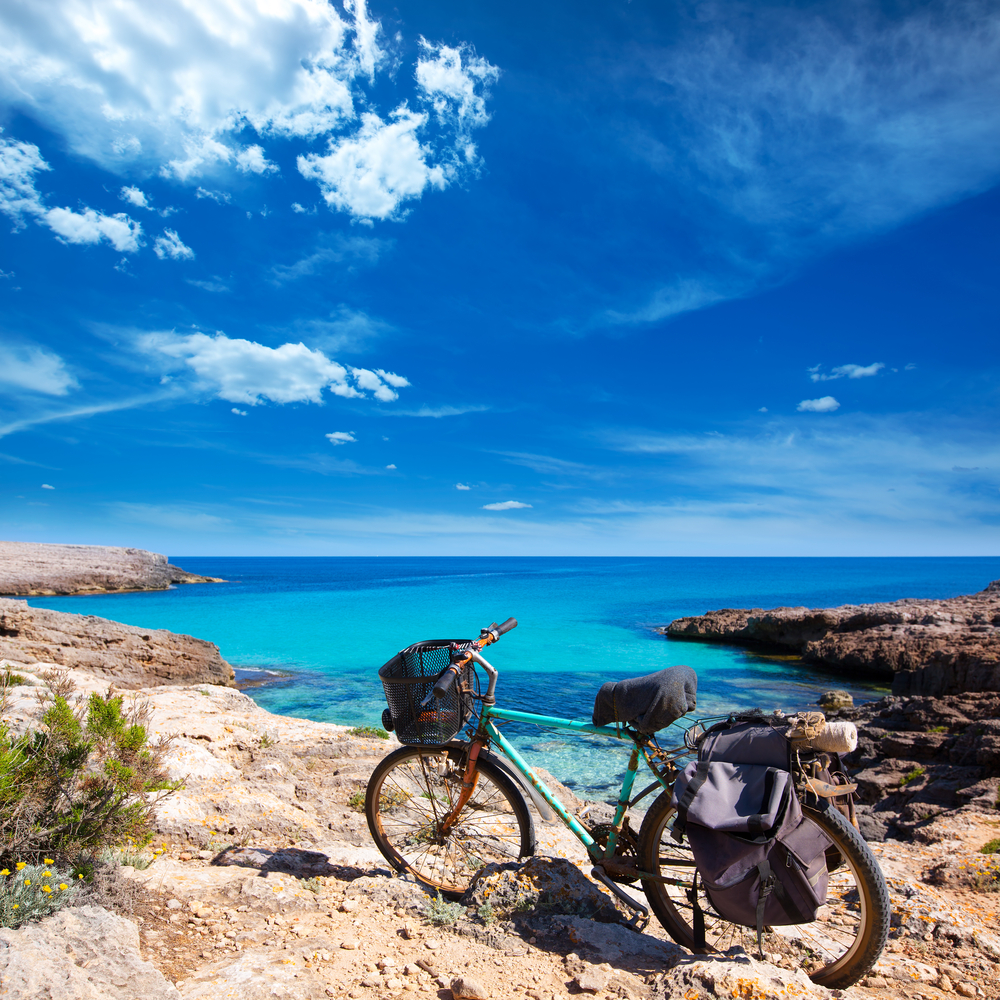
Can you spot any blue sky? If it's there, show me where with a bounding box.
[1,0,998,556]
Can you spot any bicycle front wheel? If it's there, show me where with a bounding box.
[365,744,535,900]
[638,794,889,989]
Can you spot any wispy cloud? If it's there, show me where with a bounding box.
[0,343,78,395]
[797,396,840,413]
[325,431,356,445]
[385,404,490,418]
[482,500,532,510]
[0,392,177,440]
[614,1,1000,325]
[269,235,387,284]
[809,363,884,382]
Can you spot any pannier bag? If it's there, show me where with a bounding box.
[671,720,834,951]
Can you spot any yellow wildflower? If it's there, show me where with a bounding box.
[15,862,26,870]
[23,879,30,886]
[43,858,54,865]
[77,873,84,879]
[11,904,17,909]
[0,869,9,876]
[42,885,52,894]
[59,883,68,891]
[42,870,52,877]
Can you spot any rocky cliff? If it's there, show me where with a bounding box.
[664,581,1000,696]
[0,599,235,688]
[0,541,223,596]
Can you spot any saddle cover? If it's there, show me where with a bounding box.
[591,665,697,734]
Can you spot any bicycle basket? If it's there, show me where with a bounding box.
[379,640,475,745]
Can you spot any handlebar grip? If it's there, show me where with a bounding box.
[430,664,461,702]
[494,617,517,636]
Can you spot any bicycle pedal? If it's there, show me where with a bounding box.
[590,866,649,924]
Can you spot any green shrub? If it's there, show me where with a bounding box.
[424,891,464,926]
[899,767,925,787]
[347,790,366,812]
[928,725,948,733]
[981,838,1000,855]
[0,862,80,928]
[0,683,180,863]
[348,726,390,740]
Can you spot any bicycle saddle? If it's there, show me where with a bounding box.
[592,664,697,734]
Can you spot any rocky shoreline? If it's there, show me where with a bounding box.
[0,569,997,1000]
[0,541,224,596]
[663,580,1000,696]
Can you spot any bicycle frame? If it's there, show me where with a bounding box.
[454,704,679,867]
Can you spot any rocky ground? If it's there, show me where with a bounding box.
[1,660,998,1000]
[663,581,1000,697]
[0,541,223,596]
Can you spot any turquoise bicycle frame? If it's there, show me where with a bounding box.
[473,705,676,865]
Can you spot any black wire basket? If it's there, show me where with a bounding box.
[379,640,475,745]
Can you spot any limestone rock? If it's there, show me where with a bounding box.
[451,975,489,999]
[461,856,620,923]
[663,581,1000,696]
[0,540,223,596]
[818,689,853,711]
[0,904,179,1000]
[0,599,234,687]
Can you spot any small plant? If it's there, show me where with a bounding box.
[259,733,275,748]
[424,891,464,926]
[928,725,948,733]
[0,862,80,928]
[348,726,390,740]
[99,845,156,870]
[1,669,26,687]
[899,767,925,787]
[347,790,366,812]
[477,901,496,925]
[981,838,1000,855]
[0,684,180,861]
[300,876,323,894]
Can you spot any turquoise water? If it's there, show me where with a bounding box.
[23,557,1000,797]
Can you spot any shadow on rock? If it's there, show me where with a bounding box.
[211,845,374,881]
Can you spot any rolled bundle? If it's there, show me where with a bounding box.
[808,720,858,754]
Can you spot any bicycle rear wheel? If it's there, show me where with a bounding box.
[365,744,535,900]
[638,793,889,989]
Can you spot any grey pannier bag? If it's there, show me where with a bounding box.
[670,719,834,951]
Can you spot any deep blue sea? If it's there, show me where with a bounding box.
[24,557,1000,797]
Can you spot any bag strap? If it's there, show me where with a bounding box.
[672,760,711,843]
[688,870,706,950]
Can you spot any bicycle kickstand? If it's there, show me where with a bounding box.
[590,866,650,931]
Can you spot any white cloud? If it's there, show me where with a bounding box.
[0,133,49,225]
[482,501,532,510]
[797,396,840,413]
[41,483,54,489]
[386,404,489,418]
[810,362,885,382]
[153,229,195,260]
[326,431,356,445]
[195,187,231,204]
[415,39,499,135]
[298,107,446,220]
[137,330,407,408]
[235,144,278,175]
[269,235,385,283]
[1,134,143,251]
[758,406,768,413]
[120,185,150,208]
[0,343,77,395]
[350,366,400,401]
[375,368,410,388]
[455,483,470,490]
[44,206,143,251]
[385,463,396,469]
[291,202,307,213]
[186,276,229,292]
[231,407,247,416]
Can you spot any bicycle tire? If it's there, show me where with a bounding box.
[365,744,535,900]
[638,793,889,989]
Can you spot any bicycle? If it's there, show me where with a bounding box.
[364,618,890,989]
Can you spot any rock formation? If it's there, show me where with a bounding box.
[0,541,223,596]
[664,581,1000,695]
[0,599,235,688]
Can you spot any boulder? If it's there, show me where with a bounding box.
[0,904,179,1000]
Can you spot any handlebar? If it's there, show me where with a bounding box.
[421,617,517,708]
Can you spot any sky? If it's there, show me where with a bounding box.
[1,0,998,557]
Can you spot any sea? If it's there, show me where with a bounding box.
[22,557,1000,799]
